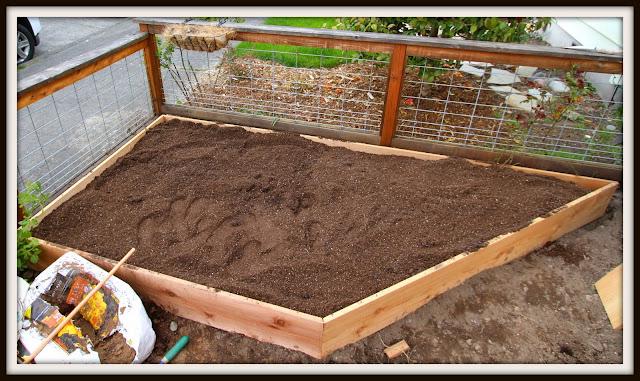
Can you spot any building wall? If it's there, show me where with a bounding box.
[541,18,622,103]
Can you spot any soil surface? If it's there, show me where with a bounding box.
[35,119,588,316]
[142,192,622,364]
[75,317,136,364]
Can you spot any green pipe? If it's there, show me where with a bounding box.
[159,336,190,364]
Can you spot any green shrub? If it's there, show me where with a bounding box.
[335,17,553,80]
[17,182,48,271]
[334,17,552,43]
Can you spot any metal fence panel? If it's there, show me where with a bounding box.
[17,50,154,198]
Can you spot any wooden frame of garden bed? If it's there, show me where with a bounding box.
[31,114,618,359]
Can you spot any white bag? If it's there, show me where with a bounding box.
[19,252,155,363]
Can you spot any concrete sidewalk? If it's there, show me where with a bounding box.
[18,18,139,80]
[17,17,267,82]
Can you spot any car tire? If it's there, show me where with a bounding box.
[17,24,35,65]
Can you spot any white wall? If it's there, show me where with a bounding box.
[541,18,622,103]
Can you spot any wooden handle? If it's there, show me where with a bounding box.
[22,248,136,364]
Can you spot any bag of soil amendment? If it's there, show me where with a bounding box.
[18,252,155,363]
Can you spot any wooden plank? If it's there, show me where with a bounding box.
[34,239,324,358]
[17,32,148,94]
[134,18,621,68]
[161,104,381,146]
[141,28,165,114]
[30,113,619,358]
[595,264,623,330]
[33,115,167,223]
[393,137,621,185]
[406,45,622,74]
[379,45,407,146]
[164,114,276,135]
[384,340,410,359]
[234,31,394,54]
[18,38,148,109]
[321,181,618,356]
[142,37,162,113]
[302,134,447,161]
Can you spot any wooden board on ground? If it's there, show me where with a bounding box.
[384,340,410,359]
[595,264,623,330]
[32,114,618,358]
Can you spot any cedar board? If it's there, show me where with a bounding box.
[32,114,618,358]
[595,264,623,330]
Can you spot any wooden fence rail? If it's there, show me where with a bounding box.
[16,18,623,181]
[18,33,151,110]
[134,18,622,181]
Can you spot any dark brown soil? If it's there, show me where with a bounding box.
[74,319,136,363]
[140,191,623,364]
[34,119,588,316]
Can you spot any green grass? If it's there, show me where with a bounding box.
[234,42,359,69]
[263,17,339,29]
[234,17,355,68]
[528,146,622,165]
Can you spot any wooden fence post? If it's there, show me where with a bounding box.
[140,24,165,115]
[379,45,408,146]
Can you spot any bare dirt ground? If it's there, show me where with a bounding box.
[144,191,623,364]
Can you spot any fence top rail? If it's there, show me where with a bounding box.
[17,32,148,96]
[134,17,622,64]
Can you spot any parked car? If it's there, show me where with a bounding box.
[17,17,41,64]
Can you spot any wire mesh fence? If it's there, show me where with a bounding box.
[17,30,623,205]
[397,57,623,166]
[17,50,155,199]
[158,33,623,167]
[159,38,390,134]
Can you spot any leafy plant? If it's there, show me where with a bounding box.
[515,66,596,144]
[504,65,622,163]
[336,17,553,82]
[156,36,203,104]
[17,182,48,271]
[156,18,246,103]
[335,17,552,42]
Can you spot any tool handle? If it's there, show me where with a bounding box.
[160,336,190,364]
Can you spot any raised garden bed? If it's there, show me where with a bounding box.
[31,115,618,358]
